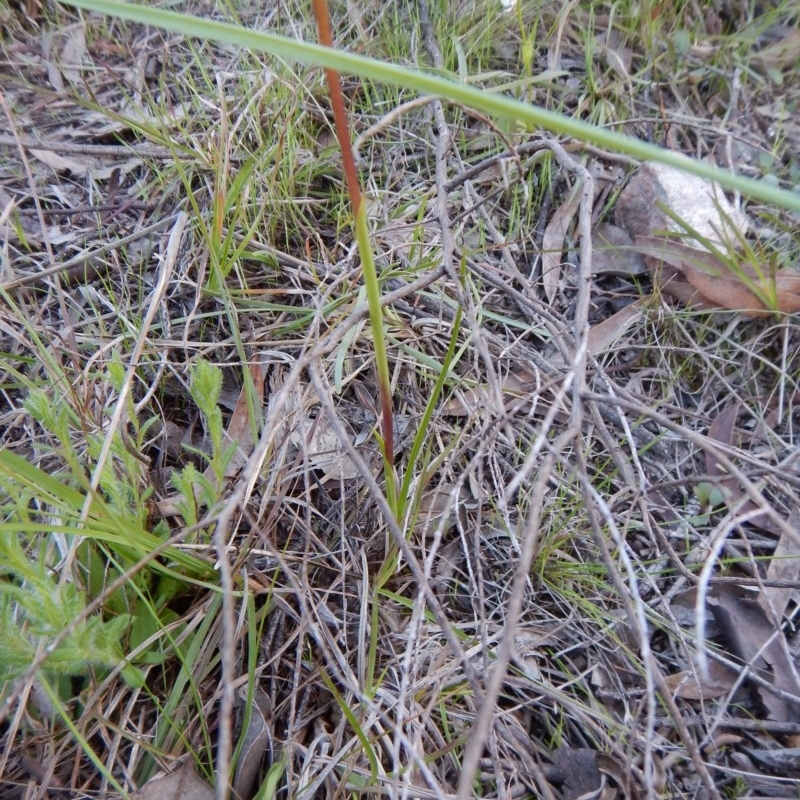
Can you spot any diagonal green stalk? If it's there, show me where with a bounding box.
[57,0,800,212]
[366,306,464,694]
[311,0,397,514]
[354,204,398,513]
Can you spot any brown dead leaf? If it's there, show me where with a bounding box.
[203,357,265,486]
[633,236,800,317]
[541,182,581,302]
[664,660,739,700]
[589,311,635,356]
[711,585,800,722]
[760,507,800,625]
[414,485,461,537]
[595,29,632,78]
[132,761,214,800]
[552,299,645,367]
[752,29,800,70]
[590,223,646,276]
[704,402,780,534]
[706,402,741,462]
[233,686,273,800]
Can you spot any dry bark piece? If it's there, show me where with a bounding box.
[742,745,800,775]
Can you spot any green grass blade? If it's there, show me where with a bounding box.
[57,0,800,211]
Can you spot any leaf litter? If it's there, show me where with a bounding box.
[1,1,800,799]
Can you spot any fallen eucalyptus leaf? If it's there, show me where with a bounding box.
[632,236,800,316]
[711,585,800,722]
[541,182,581,301]
[233,686,273,800]
[131,761,214,800]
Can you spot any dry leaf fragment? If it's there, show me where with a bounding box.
[595,29,633,78]
[289,412,360,481]
[590,223,646,276]
[541,182,582,301]
[596,752,642,800]
[273,376,361,482]
[233,686,273,800]
[551,299,645,366]
[710,585,800,722]
[414,484,463,537]
[59,25,87,86]
[752,29,800,70]
[702,402,781,534]
[29,149,142,181]
[131,761,214,800]
[760,507,800,625]
[632,236,800,316]
[664,660,739,700]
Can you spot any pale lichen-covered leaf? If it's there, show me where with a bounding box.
[616,162,749,246]
[29,149,142,181]
[59,25,87,87]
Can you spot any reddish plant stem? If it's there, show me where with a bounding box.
[310,0,362,217]
[311,0,394,466]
